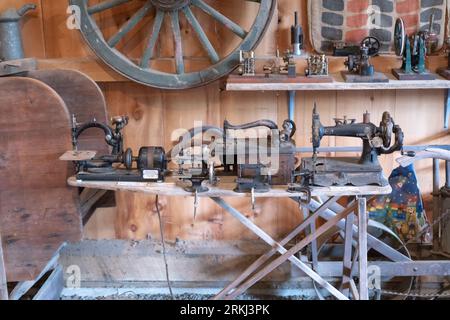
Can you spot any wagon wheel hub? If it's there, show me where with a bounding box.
[149,0,190,11]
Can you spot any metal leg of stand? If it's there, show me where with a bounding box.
[219,198,355,300]
[0,231,8,300]
[212,196,348,300]
[358,197,368,300]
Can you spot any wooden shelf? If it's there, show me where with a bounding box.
[226,72,450,91]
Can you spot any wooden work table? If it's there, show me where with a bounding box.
[68,175,393,300]
[67,176,392,198]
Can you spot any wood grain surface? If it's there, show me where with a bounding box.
[0,77,82,281]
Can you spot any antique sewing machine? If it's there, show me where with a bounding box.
[61,115,167,182]
[341,37,388,83]
[293,106,404,187]
[219,119,298,193]
[392,17,436,80]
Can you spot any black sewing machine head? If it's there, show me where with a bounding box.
[64,115,167,182]
[299,105,404,187]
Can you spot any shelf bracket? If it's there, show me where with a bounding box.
[288,90,296,121]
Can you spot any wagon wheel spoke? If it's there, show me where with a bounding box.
[140,9,165,68]
[182,6,220,64]
[170,11,185,74]
[191,0,248,39]
[71,0,275,88]
[107,2,153,48]
[87,0,132,15]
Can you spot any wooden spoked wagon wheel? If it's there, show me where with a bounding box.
[69,0,276,89]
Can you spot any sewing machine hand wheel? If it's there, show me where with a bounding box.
[361,36,380,56]
[377,111,404,154]
[124,148,134,169]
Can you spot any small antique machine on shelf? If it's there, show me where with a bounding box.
[392,17,436,80]
[305,54,329,77]
[333,36,380,57]
[292,106,404,188]
[341,36,388,83]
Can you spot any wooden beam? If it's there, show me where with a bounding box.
[0,231,8,300]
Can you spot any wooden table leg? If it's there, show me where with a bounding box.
[224,201,355,300]
[212,197,340,300]
[0,231,8,300]
[211,197,348,300]
[358,196,369,300]
[304,208,319,271]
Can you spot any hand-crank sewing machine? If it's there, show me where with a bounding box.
[293,106,404,187]
[63,108,404,194]
[63,115,168,182]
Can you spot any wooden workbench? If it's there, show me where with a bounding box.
[67,176,391,198]
[69,176,393,300]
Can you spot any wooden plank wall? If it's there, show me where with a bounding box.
[2,0,449,241]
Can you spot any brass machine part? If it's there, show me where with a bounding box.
[263,50,296,78]
[306,54,328,76]
[238,50,256,76]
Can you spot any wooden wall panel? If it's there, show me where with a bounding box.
[41,0,91,58]
[1,0,449,242]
